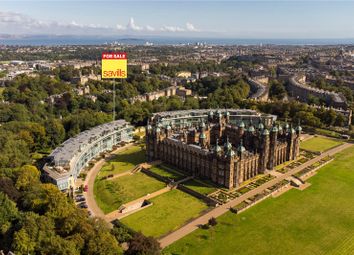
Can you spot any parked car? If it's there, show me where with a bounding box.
[75,197,85,202]
[83,185,88,192]
[78,202,88,208]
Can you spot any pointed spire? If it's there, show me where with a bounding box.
[214,138,222,153]
[238,118,245,128]
[258,118,264,130]
[271,122,278,132]
[284,118,290,131]
[296,119,302,132]
[248,119,255,132]
[224,136,232,151]
[238,139,246,153]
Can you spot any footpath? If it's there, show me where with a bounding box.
[158,142,353,248]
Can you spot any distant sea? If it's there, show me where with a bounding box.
[1,35,353,46]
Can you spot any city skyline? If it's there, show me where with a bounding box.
[1,0,354,39]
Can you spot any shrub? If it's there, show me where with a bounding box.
[200,224,210,230]
[208,217,218,226]
[126,232,161,255]
[229,207,237,214]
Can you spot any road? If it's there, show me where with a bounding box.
[83,143,135,221]
[158,142,353,248]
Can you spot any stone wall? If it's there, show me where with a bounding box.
[177,184,219,207]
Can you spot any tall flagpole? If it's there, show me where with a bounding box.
[113,78,116,121]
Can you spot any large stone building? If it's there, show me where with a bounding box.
[146,109,301,189]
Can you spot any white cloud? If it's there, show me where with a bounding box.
[186,22,199,32]
[0,11,202,35]
[160,22,200,33]
[146,25,155,31]
[116,24,126,31]
[161,25,185,32]
[127,17,143,31]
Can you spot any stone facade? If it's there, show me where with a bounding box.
[146,109,301,189]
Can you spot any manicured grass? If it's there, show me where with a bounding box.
[164,145,354,255]
[183,179,217,195]
[94,172,166,214]
[300,136,343,152]
[121,189,208,238]
[99,144,145,177]
[149,165,185,181]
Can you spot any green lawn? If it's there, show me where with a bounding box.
[99,144,146,177]
[300,136,343,152]
[149,165,185,181]
[183,179,218,195]
[121,189,208,238]
[94,172,166,214]
[164,145,354,255]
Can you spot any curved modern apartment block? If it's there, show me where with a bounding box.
[43,120,134,191]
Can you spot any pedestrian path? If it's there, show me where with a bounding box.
[158,142,353,248]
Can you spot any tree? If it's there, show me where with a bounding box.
[269,80,286,100]
[0,177,21,202]
[12,229,36,255]
[208,217,218,226]
[86,231,122,255]
[335,113,346,127]
[126,232,161,255]
[0,192,19,235]
[0,131,30,168]
[15,165,41,191]
[44,119,65,147]
[111,224,132,244]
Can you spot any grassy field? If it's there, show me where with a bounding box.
[99,144,145,177]
[121,189,208,238]
[149,165,186,181]
[183,179,218,195]
[300,136,343,152]
[94,172,166,214]
[164,145,354,255]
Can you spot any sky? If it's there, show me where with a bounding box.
[0,0,354,39]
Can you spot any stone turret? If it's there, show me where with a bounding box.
[258,121,264,131]
[208,110,214,122]
[199,132,207,149]
[245,120,255,150]
[224,137,232,153]
[225,110,230,123]
[166,125,172,137]
[214,139,222,155]
[284,119,290,133]
[238,119,245,138]
[295,121,302,136]
[260,127,270,173]
[286,125,296,161]
[237,139,246,159]
[268,123,278,169]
